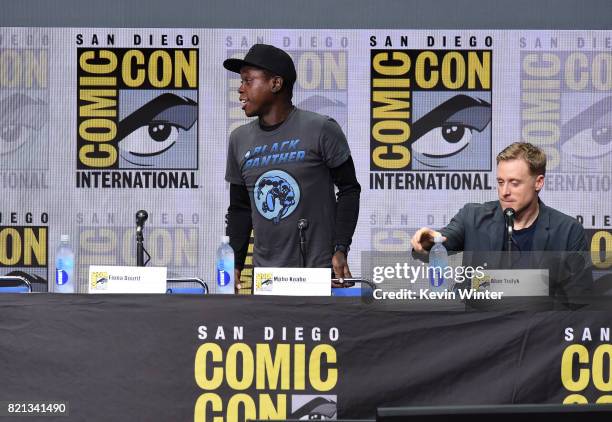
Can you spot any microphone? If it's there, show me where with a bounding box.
[135,210,148,266]
[504,208,515,234]
[297,219,309,231]
[504,208,515,262]
[297,219,309,267]
[136,210,148,228]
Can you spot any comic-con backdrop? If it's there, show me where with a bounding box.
[0,28,610,292]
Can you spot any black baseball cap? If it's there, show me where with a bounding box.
[223,44,297,84]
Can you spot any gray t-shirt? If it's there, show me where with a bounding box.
[225,107,351,268]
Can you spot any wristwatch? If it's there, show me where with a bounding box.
[334,244,350,257]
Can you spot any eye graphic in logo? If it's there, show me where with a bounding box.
[411,94,491,170]
[560,95,612,172]
[0,93,48,155]
[117,93,197,168]
[254,170,301,224]
[4,270,47,291]
[290,396,337,420]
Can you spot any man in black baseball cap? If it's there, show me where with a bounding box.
[223,44,361,292]
[223,44,297,120]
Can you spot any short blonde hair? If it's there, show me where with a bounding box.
[496,142,546,176]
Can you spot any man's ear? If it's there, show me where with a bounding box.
[271,76,283,93]
[535,174,545,192]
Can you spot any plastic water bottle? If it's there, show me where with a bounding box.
[215,236,235,294]
[55,234,75,293]
[429,236,449,289]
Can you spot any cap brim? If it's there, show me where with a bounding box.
[223,58,248,73]
[224,57,274,74]
[223,58,278,76]
[223,57,295,83]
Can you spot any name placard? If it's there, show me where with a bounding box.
[472,269,549,296]
[88,266,167,294]
[253,267,331,296]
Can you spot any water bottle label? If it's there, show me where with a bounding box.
[429,267,445,287]
[217,270,230,287]
[56,269,69,286]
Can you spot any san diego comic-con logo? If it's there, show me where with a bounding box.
[194,323,340,421]
[520,44,612,191]
[562,324,612,404]
[0,211,49,292]
[254,170,301,224]
[76,47,199,189]
[0,45,49,189]
[369,48,493,190]
[90,270,109,291]
[255,272,273,291]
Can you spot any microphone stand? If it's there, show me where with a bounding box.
[135,210,149,267]
[136,225,145,267]
[505,219,513,269]
[503,208,515,269]
[299,226,306,268]
[298,219,308,268]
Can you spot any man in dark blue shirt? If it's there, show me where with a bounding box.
[411,142,591,297]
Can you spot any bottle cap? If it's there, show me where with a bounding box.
[222,235,230,244]
[60,234,70,242]
[433,235,444,243]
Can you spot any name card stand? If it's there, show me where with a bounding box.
[253,267,331,296]
[88,265,167,293]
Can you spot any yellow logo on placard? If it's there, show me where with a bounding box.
[471,273,491,290]
[255,272,273,290]
[90,271,109,290]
